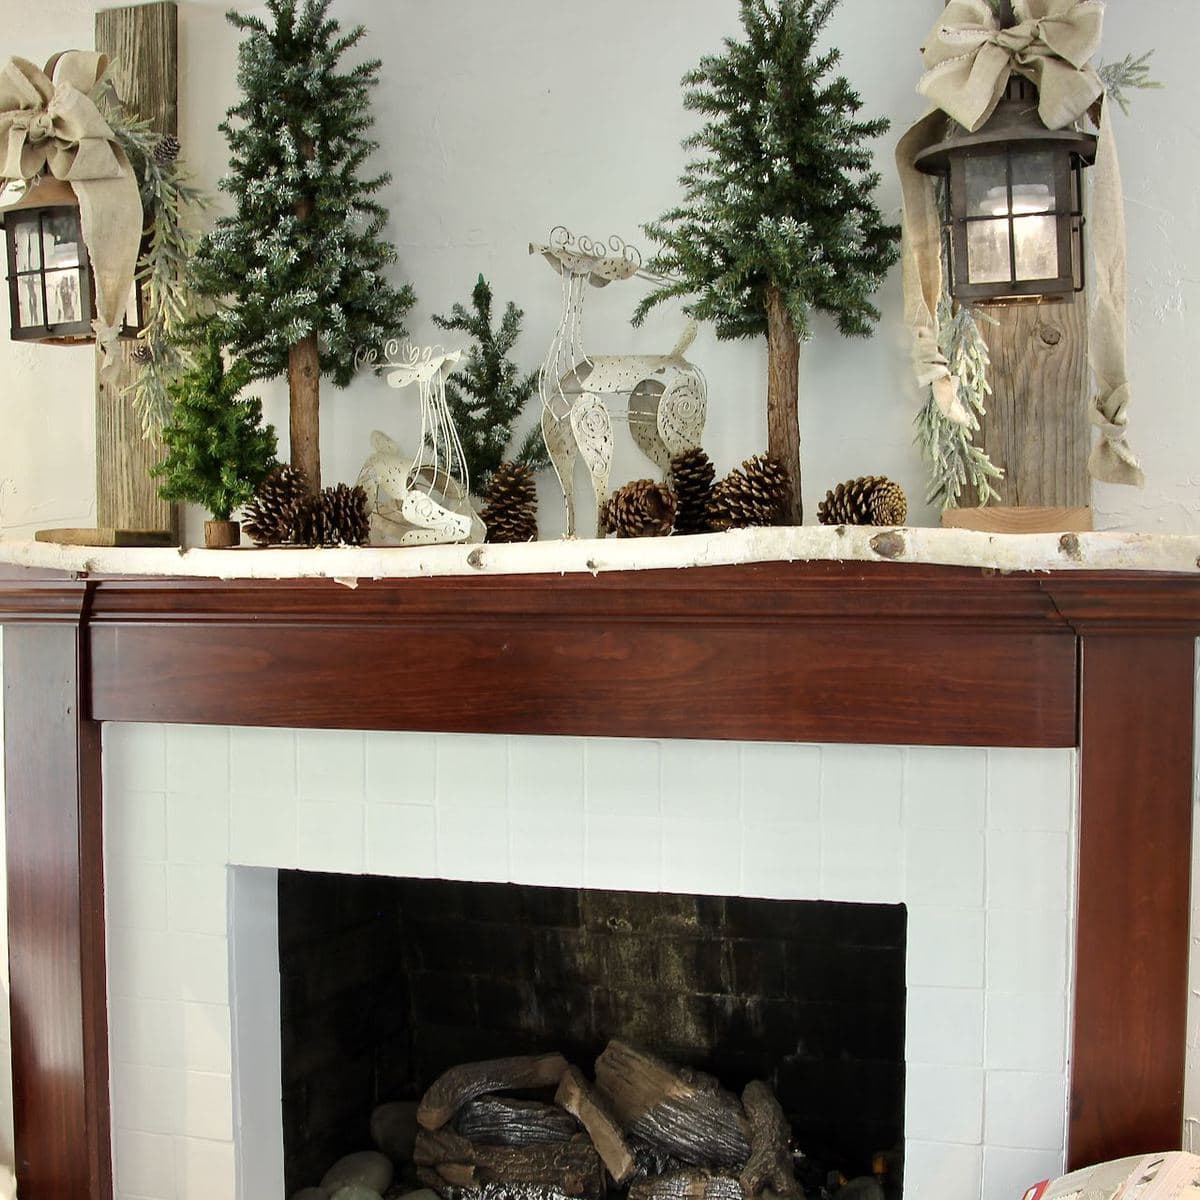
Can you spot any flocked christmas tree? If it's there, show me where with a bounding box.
[191,0,415,493]
[432,275,549,499]
[634,0,901,523]
[152,328,278,524]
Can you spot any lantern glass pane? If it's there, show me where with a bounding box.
[1009,150,1058,212]
[964,154,1009,218]
[1012,215,1059,281]
[44,269,82,325]
[12,217,41,273]
[967,219,1012,284]
[16,275,44,326]
[41,211,81,270]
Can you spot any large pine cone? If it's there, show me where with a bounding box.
[482,461,538,544]
[669,447,716,535]
[601,479,678,538]
[243,464,309,546]
[817,476,908,527]
[708,455,790,530]
[294,483,370,548]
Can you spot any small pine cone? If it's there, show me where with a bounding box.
[669,447,716,535]
[304,482,370,547]
[130,343,153,365]
[482,462,538,544]
[817,476,908,527]
[154,134,181,165]
[243,464,309,546]
[708,454,790,530]
[600,479,678,539]
[294,493,336,547]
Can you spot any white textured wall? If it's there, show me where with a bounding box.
[102,724,1076,1200]
[0,0,1195,537]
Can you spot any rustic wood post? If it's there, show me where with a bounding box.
[93,2,179,542]
[765,286,803,525]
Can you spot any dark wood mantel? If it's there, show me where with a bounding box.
[1,559,1197,1198]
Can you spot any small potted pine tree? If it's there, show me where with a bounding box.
[153,329,278,547]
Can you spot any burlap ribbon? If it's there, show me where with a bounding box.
[898,0,1143,486]
[0,51,143,370]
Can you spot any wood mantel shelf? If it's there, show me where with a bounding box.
[1,553,1198,1198]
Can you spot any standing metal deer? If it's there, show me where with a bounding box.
[531,228,707,536]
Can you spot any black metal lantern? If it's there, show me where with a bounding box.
[1,177,142,344]
[915,75,1097,305]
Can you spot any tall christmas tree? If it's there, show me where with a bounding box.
[432,275,550,499]
[634,0,901,523]
[192,0,415,492]
[152,328,278,523]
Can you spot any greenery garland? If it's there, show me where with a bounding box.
[99,96,209,435]
[915,298,1004,511]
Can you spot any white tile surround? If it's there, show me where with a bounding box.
[98,723,1079,1200]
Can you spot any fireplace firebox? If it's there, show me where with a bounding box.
[278,873,907,1197]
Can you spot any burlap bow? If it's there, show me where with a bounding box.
[920,0,1104,134]
[0,51,143,369]
[899,0,1143,488]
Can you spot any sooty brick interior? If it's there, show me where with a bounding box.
[278,873,907,1194]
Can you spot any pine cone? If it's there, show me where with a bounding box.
[295,482,370,548]
[243,464,309,546]
[481,461,538,544]
[669,447,716,535]
[154,134,181,165]
[601,479,678,538]
[130,343,153,365]
[817,476,909,527]
[708,455,790,530]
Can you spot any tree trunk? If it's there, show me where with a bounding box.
[765,287,803,524]
[289,334,321,493]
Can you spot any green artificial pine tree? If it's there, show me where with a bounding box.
[152,329,278,523]
[432,275,550,498]
[191,0,415,493]
[634,0,901,523]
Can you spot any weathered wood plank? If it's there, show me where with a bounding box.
[971,299,1091,509]
[94,2,178,539]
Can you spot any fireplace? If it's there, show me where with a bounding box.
[1,561,1195,1200]
[274,873,908,1196]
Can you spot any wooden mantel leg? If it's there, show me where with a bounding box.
[1070,634,1195,1167]
[3,624,110,1200]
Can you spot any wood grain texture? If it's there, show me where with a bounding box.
[4,619,111,1200]
[973,299,1091,508]
[1069,635,1195,1168]
[93,2,178,540]
[79,563,1078,747]
[941,505,1093,534]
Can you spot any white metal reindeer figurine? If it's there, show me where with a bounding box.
[530,228,708,536]
[355,343,483,546]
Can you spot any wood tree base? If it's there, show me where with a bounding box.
[940,506,1093,534]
